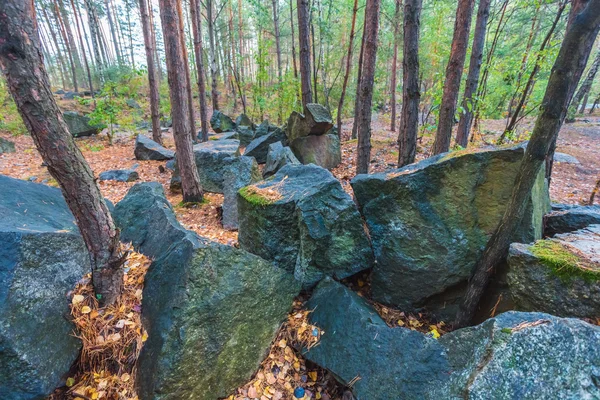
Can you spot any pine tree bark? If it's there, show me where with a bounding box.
[206,0,219,110]
[289,0,298,78]
[70,0,94,94]
[139,0,163,144]
[297,0,313,106]
[432,0,475,155]
[455,0,491,148]
[397,0,422,167]
[355,0,381,174]
[272,0,283,122]
[57,0,82,76]
[157,0,205,203]
[41,6,69,89]
[351,15,367,140]
[104,0,123,65]
[571,48,600,113]
[455,0,600,328]
[53,0,79,91]
[190,0,209,142]
[85,0,105,82]
[0,0,124,305]
[390,0,401,132]
[337,0,359,138]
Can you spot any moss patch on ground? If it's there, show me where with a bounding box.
[530,240,600,283]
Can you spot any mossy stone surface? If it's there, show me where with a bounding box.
[210,110,236,133]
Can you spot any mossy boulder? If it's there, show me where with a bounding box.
[290,133,341,170]
[0,176,88,399]
[222,156,262,230]
[286,104,333,143]
[235,114,254,129]
[136,237,299,400]
[507,224,600,318]
[545,203,600,236]
[63,111,102,137]
[237,164,373,288]
[0,137,15,153]
[254,120,279,139]
[209,110,236,133]
[236,126,255,146]
[351,144,550,319]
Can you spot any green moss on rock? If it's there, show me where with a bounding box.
[530,240,600,282]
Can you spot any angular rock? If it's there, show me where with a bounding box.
[135,135,175,161]
[254,120,278,139]
[263,142,300,178]
[136,238,299,400]
[113,182,199,259]
[554,152,580,164]
[236,126,255,146]
[99,169,139,182]
[507,225,600,318]
[432,311,600,399]
[63,111,101,137]
[290,133,341,170]
[222,156,262,230]
[62,91,79,100]
[235,114,254,128]
[351,145,550,319]
[238,164,373,288]
[304,278,449,400]
[210,110,236,133]
[286,104,333,143]
[206,131,238,141]
[0,176,88,399]
[0,137,16,153]
[170,139,241,193]
[545,203,600,236]
[126,98,141,109]
[244,128,287,164]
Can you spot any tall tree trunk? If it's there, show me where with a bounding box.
[455,0,491,148]
[70,0,94,95]
[177,0,196,142]
[206,0,219,110]
[273,0,283,122]
[190,0,210,142]
[297,0,313,106]
[289,0,298,78]
[0,0,125,305]
[139,0,163,144]
[351,14,367,140]
[432,0,475,155]
[310,10,318,104]
[455,0,600,328]
[571,47,600,113]
[157,0,205,203]
[390,0,401,132]
[57,0,82,76]
[75,0,96,87]
[41,6,69,89]
[85,0,105,81]
[500,1,566,142]
[53,0,79,91]
[355,0,381,174]
[238,0,245,81]
[104,0,123,65]
[337,0,359,137]
[397,0,422,167]
[149,0,163,81]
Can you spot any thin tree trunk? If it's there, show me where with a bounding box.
[238,0,245,81]
[85,0,105,82]
[139,0,163,144]
[206,0,219,110]
[41,6,69,89]
[273,0,283,122]
[149,0,163,81]
[70,0,94,95]
[351,11,367,140]
[127,0,135,67]
[57,0,82,76]
[390,0,401,132]
[104,0,123,65]
[580,91,590,113]
[297,0,313,106]
[0,0,125,305]
[397,0,422,167]
[572,48,600,113]
[432,0,475,155]
[53,0,79,91]
[455,0,491,148]
[337,0,359,137]
[455,0,600,328]
[157,0,204,203]
[190,0,209,141]
[289,0,298,78]
[355,0,381,174]
[500,1,566,142]
[177,0,196,142]
[310,10,318,104]
[590,93,600,113]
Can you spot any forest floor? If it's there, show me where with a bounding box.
[1,110,599,400]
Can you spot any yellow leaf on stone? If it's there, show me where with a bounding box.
[81,306,91,314]
[397,320,405,327]
[429,328,441,339]
[66,377,75,387]
[142,331,148,342]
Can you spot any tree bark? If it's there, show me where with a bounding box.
[355,0,381,174]
[190,0,209,142]
[206,0,219,110]
[157,0,205,203]
[571,48,600,113]
[455,0,491,148]
[289,0,298,78]
[70,0,94,95]
[0,0,124,305]
[297,0,313,106]
[85,0,104,82]
[455,0,600,328]
[41,6,69,89]
[139,0,163,144]
[104,0,123,65]
[432,0,475,155]
[53,0,79,91]
[337,0,359,138]
[397,0,422,167]
[390,0,401,132]
[272,0,283,122]
[351,14,367,140]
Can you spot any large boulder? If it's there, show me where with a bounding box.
[235,114,254,129]
[263,141,300,178]
[290,133,341,170]
[222,156,262,230]
[254,120,278,139]
[236,126,255,146]
[63,111,101,137]
[304,278,450,400]
[351,145,550,319]
[113,182,200,260]
[244,128,287,164]
[507,225,600,318]
[136,238,299,400]
[170,139,241,193]
[0,176,88,399]
[238,164,373,288]
[432,311,600,399]
[0,137,15,154]
[210,110,236,133]
[286,104,333,143]
[545,203,600,236]
[206,131,238,141]
[98,168,139,182]
[135,135,175,161]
